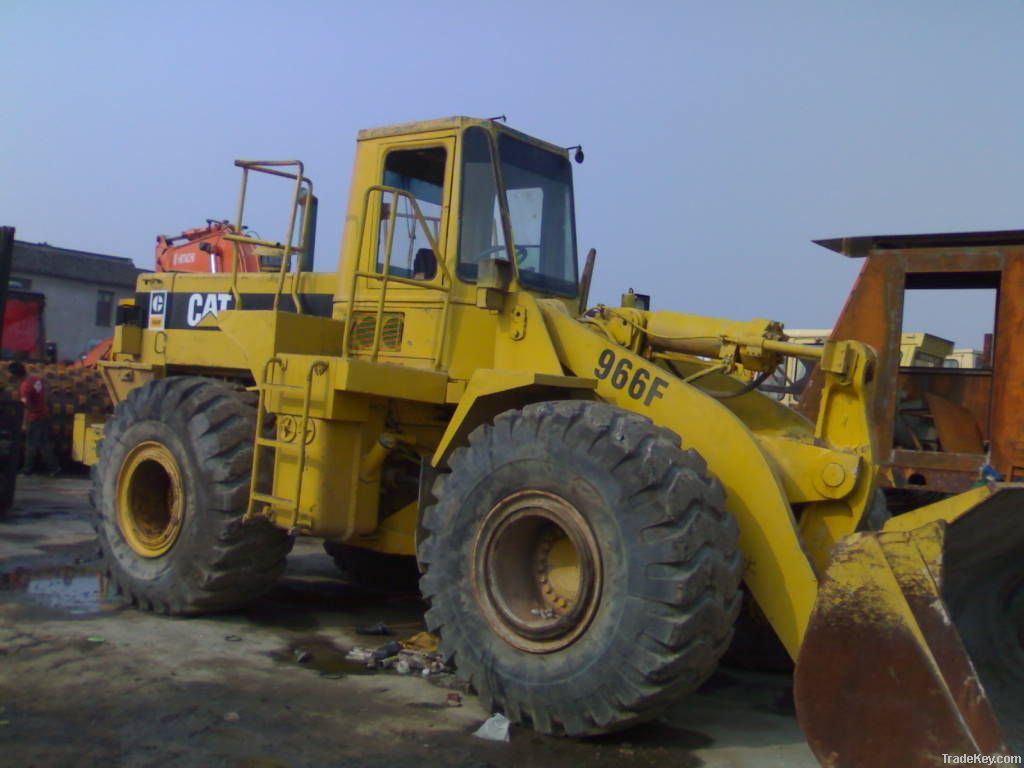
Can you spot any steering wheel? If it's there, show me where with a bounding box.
[475,245,529,265]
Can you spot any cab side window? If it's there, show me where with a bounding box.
[377,147,445,280]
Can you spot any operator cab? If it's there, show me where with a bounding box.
[339,117,580,306]
[335,117,581,372]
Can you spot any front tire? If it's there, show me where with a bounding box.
[418,401,742,736]
[93,377,292,614]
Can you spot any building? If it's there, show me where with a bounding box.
[10,240,140,362]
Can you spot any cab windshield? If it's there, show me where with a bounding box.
[457,127,578,297]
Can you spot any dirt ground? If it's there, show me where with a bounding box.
[0,475,817,768]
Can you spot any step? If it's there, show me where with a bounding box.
[254,437,300,451]
[251,492,298,510]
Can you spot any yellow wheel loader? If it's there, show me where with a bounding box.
[80,119,1023,766]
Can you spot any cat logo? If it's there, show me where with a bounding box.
[148,290,167,330]
[186,292,234,327]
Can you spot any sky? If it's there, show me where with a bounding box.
[3,1,1022,350]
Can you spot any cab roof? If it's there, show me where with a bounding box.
[357,116,569,157]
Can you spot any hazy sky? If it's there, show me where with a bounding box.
[3,1,1021,349]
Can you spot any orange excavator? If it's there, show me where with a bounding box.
[154,165,317,275]
[155,219,266,274]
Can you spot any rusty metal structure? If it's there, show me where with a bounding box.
[800,230,1024,494]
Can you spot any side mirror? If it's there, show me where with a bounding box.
[476,257,512,310]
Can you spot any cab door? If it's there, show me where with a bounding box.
[347,137,456,370]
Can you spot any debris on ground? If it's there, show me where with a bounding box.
[293,649,312,663]
[343,632,450,677]
[223,711,240,722]
[401,631,439,652]
[473,713,511,742]
[344,647,375,665]
[372,640,402,662]
[224,634,242,642]
[446,692,462,708]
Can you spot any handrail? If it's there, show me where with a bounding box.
[223,233,293,249]
[230,160,315,313]
[342,185,453,368]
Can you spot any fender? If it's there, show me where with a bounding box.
[431,369,596,468]
[539,300,822,658]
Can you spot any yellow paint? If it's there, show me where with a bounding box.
[881,483,1000,532]
[546,534,581,603]
[812,523,947,655]
[116,441,185,557]
[72,414,103,466]
[351,500,419,556]
[432,368,595,466]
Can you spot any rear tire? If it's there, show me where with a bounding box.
[418,401,742,736]
[92,377,292,614]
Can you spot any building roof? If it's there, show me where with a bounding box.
[12,240,140,288]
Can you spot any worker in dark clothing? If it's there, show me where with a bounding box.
[8,361,60,476]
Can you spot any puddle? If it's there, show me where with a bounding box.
[268,635,377,678]
[0,566,119,615]
[245,575,427,634]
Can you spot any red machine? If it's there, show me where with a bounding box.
[155,220,264,274]
[1,290,46,360]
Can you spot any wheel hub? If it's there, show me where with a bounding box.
[116,441,185,558]
[472,490,602,653]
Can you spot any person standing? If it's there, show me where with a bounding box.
[7,361,60,476]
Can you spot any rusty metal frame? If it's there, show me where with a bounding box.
[799,230,1024,492]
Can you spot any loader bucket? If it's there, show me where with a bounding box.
[794,486,1024,767]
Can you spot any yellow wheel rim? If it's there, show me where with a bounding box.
[543,533,582,606]
[472,490,602,654]
[116,441,185,558]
